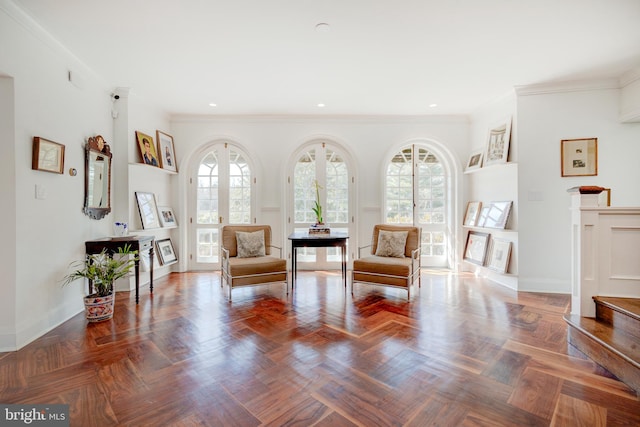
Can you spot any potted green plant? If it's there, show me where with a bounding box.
[61,244,138,322]
[312,179,324,225]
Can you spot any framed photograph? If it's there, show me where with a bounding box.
[483,201,513,229]
[561,138,597,177]
[156,238,178,265]
[465,149,484,172]
[32,137,65,174]
[158,206,178,228]
[464,231,490,266]
[135,192,161,229]
[477,206,490,228]
[156,130,177,172]
[484,117,512,166]
[487,239,512,273]
[135,131,160,167]
[463,201,482,226]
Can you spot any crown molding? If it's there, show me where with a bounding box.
[1,0,104,83]
[170,114,470,124]
[514,78,620,96]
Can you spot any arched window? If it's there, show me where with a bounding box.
[288,141,354,269]
[188,142,254,270]
[385,144,449,267]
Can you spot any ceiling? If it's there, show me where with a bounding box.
[11,0,640,116]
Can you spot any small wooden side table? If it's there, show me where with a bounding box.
[85,235,155,304]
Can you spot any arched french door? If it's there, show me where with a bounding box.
[287,140,354,270]
[384,144,451,267]
[188,141,255,270]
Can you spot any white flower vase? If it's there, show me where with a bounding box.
[114,222,128,237]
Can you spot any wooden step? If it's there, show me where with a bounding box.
[565,299,640,394]
[594,296,640,341]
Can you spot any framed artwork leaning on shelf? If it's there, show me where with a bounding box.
[483,117,512,166]
[464,231,490,266]
[156,130,177,172]
[136,131,159,167]
[465,149,484,172]
[463,201,482,226]
[158,206,178,228]
[487,239,512,273]
[156,238,178,265]
[483,201,513,229]
[135,191,161,229]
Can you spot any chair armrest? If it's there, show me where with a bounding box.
[269,245,283,258]
[411,247,421,269]
[358,244,372,259]
[221,246,230,270]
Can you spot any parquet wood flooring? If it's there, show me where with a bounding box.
[1,271,638,426]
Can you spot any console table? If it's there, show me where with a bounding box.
[85,235,155,304]
[288,231,349,288]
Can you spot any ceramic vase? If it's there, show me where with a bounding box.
[83,292,115,322]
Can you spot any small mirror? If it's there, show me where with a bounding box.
[83,135,112,220]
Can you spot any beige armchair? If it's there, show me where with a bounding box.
[221,225,288,300]
[352,224,421,300]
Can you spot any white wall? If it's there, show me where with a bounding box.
[465,93,519,289]
[170,115,469,266]
[517,86,640,293]
[0,3,171,350]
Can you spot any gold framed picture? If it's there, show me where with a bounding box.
[32,137,65,174]
[136,131,159,167]
[561,138,597,177]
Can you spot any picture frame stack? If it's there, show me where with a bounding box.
[134,191,179,266]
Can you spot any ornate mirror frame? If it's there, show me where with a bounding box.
[83,135,112,220]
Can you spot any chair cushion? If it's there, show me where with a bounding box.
[236,230,266,258]
[374,230,408,258]
[227,256,287,286]
[353,256,413,288]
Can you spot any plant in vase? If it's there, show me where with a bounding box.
[312,179,324,226]
[61,244,138,322]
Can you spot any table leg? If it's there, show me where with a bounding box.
[292,244,297,288]
[149,245,154,295]
[134,258,140,304]
[342,243,347,288]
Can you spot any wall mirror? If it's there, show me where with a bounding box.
[83,135,112,220]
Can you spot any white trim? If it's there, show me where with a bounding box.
[515,79,620,96]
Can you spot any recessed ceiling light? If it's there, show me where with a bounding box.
[315,23,330,32]
[317,103,326,108]
[429,103,438,108]
[209,103,217,107]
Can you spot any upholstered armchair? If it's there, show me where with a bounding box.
[352,224,421,300]
[220,225,288,300]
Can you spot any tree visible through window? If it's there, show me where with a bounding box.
[385,145,447,266]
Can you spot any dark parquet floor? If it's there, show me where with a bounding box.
[1,271,639,426]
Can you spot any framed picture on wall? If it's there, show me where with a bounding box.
[32,137,65,174]
[135,131,159,167]
[561,138,597,177]
[135,191,161,229]
[483,117,512,166]
[463,231,490,266]
[156,130,178,172]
